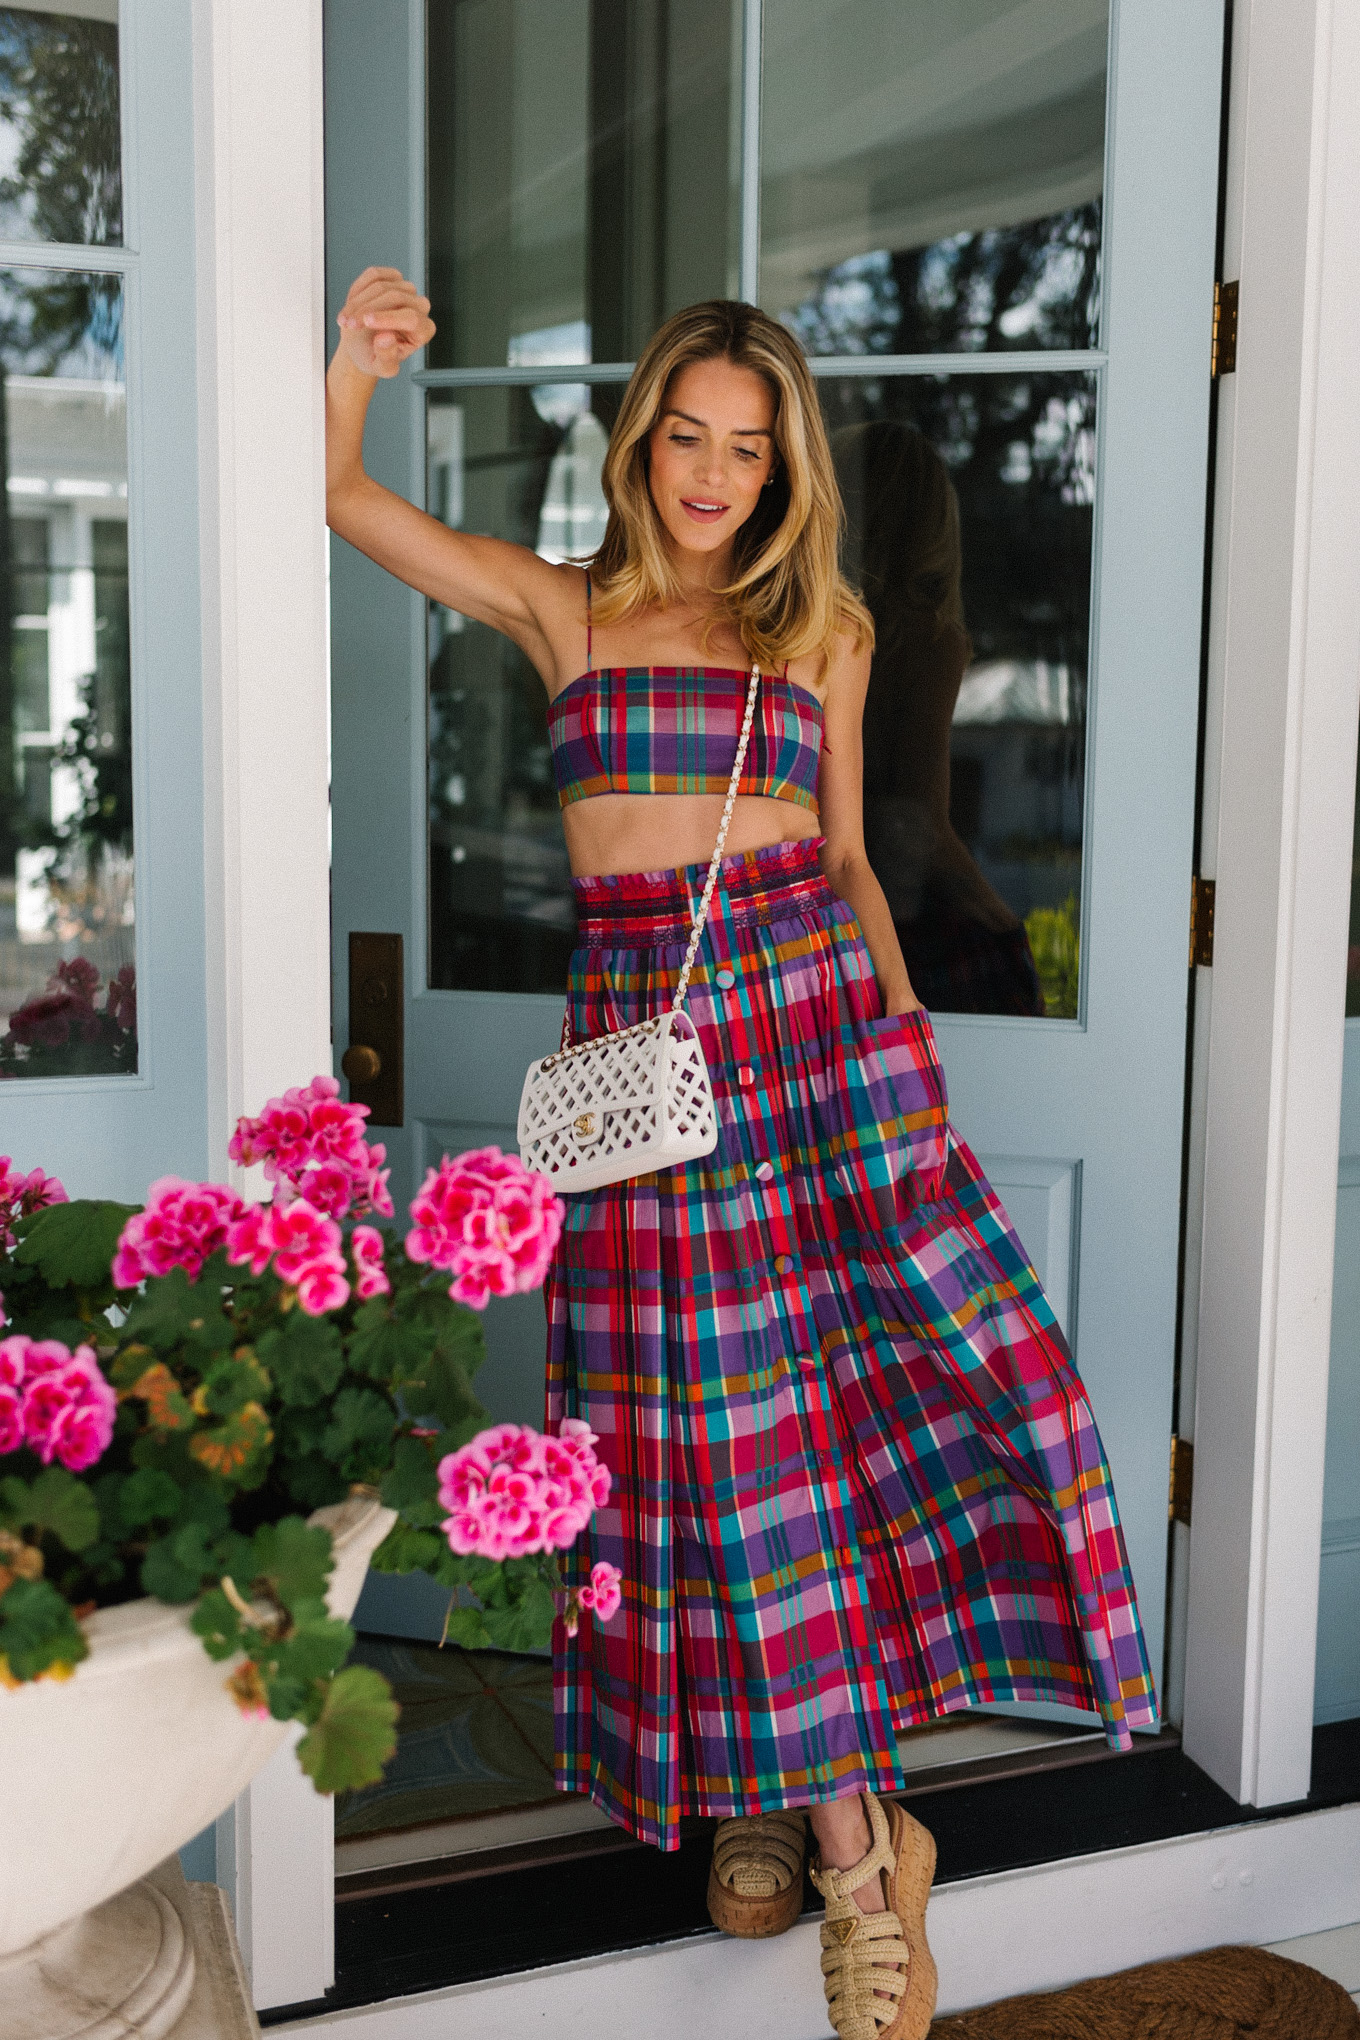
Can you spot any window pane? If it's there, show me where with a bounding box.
[762,0,1107,355]
[0,7,122,247]
[427,0,738,371]
[828,371,1095,1017]
[0,266,133,1076]
[427,386,578,992]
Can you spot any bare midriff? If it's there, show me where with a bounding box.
[562,791,823,881]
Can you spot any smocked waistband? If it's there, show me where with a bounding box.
[572,837,831,946]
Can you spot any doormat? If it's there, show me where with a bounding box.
[929,1944,1360,2038]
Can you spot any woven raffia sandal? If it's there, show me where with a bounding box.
[809,1794,938,2040]
[706,1809,808,1937]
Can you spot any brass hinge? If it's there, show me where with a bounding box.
[1189,875,1216,967]
[1169,1434,1194,1526]
[1212,279,1239,377]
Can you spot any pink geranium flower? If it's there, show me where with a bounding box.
[576,1561,623,1622]
[436,1421,610,1562]
[224,1197,351,1317]
[112,1178,244,1289]
[229,1075,393,1220]
[406,1148,563,1311]
[0,1157,68,1254]
[350,1225,391,1300]
[0,1336,117,1472]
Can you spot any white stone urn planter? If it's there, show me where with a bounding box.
[0,1493,395,2037]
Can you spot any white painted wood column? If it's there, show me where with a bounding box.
[192,0,334,2010]
[1184,0,1360,1808]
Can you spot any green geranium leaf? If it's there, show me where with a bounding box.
[296,1665,400,1794]
[120,1270,208,1351]
[347,1301,435,1389]
[478,1573,556,1655]
[424,1294,487,1376]
[441,1604,493,1649]
[0,1575,90,1682]
[118,1467,183,1530]
[321,1387,397,1480]
[141,1519,215,1603]
[14,1199,137,1292]
[175,1479,232,1538]
[27,1469,101,1552]
[406,1346,485,1440]
[188,1400,273,1487]
[270,1614,354,1687]
[370,1520,444,1575]
[380,1434,440,1513]
[191,1586,244,1661]
[249,1517,333,1612]
[255,1316,344,1409]
[198,1349,272,1418]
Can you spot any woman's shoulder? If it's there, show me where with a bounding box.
[814,621,873,701]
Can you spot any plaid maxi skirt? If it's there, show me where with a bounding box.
[545,837,1156,1852]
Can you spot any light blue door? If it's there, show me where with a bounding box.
[1317,764,1360,1725]
[327,0,1224,1705]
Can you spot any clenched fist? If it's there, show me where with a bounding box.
[335,266,435,379]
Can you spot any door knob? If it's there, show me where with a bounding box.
[341,1044,382,1084]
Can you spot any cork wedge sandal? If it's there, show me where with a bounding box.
[809,1795,937,2040]
[706,1810,808,1937]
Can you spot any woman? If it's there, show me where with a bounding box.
[833,419,1047,1017]
[327,271,1156,2040]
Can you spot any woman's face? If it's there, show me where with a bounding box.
[646,357,778,563]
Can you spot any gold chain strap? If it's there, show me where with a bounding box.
[541,664,762,1074]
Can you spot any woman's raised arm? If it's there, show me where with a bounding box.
[325,267,578,686]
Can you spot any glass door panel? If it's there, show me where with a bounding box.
[829,370,1094,1017]
[0,265,133,1076]
[760,0,1108,352]
[427,0,739,371]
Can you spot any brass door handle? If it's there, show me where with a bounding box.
[344,932,403,1126]
[341,1043,382,1084]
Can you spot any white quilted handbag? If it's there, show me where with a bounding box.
[518,663,760,1194]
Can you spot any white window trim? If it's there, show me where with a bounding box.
[200,0,1360,2013]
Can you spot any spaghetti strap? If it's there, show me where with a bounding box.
[586,572,592,666]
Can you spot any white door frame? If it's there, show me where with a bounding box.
[1182,0,1360,1810]
[190,0,334,2011]
[198,0,1360,2012]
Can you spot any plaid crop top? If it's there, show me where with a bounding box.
[548,666,824,810]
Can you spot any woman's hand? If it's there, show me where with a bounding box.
[335,266,434,380]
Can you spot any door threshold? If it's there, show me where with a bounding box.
[334,1721,1169,1906]
[264,1720,1359,2025]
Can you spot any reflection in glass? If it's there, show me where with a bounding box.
[427,0,737,374]
[427,388,577,994]
[762,0,1106,355]
[830,374,1094,1017]
[0,8,121,246]
[0,268,133,1075]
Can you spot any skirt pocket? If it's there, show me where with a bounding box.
[823,1006,950,1234]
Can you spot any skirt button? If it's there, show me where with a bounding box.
[795,1353,816,1371]
[738,1065,754,1086]
[715,968,736,988]
[755,1161,775,1182]
[775,1254,793,1275]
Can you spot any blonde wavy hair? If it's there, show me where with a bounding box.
[588,300,872,671]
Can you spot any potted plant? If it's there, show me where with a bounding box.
[0,1077,617,2034]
